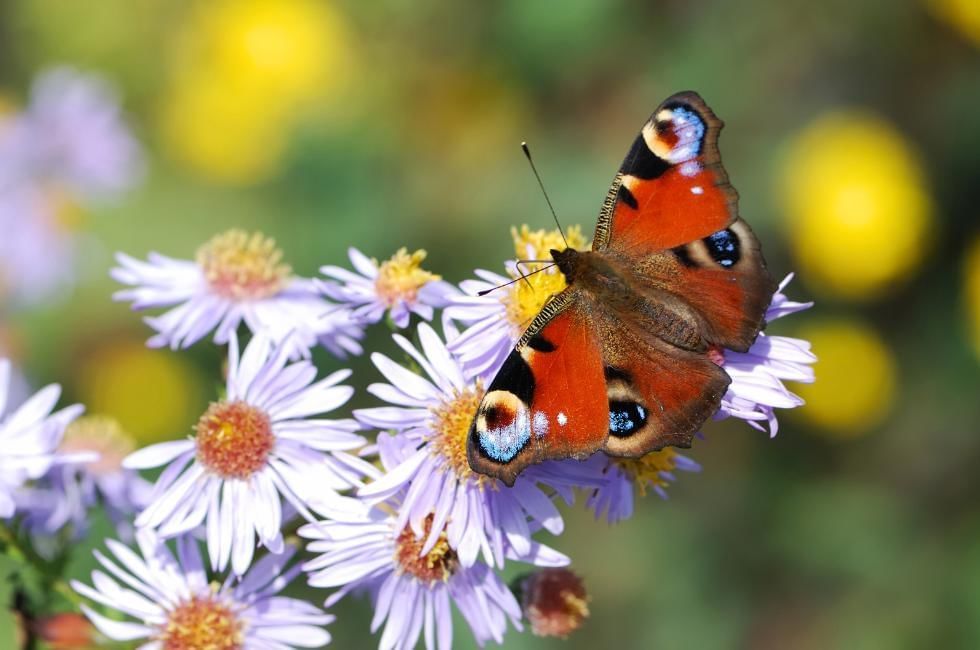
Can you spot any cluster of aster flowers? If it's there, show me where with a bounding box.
[0,67,143,305]
[2,223,815,649]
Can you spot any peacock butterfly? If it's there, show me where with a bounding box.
[466,91,777,486]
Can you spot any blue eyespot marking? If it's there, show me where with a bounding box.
[477,402,531,462]
[609,401,647,438]
[704,229,740,268]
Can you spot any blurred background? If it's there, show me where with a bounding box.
[0,0,978,647]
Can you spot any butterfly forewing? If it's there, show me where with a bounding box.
[593,92,737,253]
[467,291,609,486]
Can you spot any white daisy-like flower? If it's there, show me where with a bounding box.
[112,229,340,359]
[301,495,523,650]
[716,273,817,435]
[124,332,376,575]
[73,533,333,649]
[319,247,456,329]
[0,359,84,518]
[354,323,596,569]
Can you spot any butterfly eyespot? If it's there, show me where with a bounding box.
[473,390,531,463]
[608,400,648,437]
[704,229,741,268]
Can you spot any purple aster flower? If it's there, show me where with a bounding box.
[354,323,595,569]
[301,495,523,649]
[0,67,142,199]
[0,187,75,305]
[442,268,518,379]
[319,247,456,329]
[0,359,84,518]
[316,306,367,359]
[15,415,151,542]
[124,332,376,575]
[716,274,817,435]
[72,533,332,648]
[584,448,701,524]
[444,226,588,380]
[112,229,348,359]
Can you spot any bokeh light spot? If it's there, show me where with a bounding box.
[778,112,934,301]
[793,318,897,437]
[74,340,206,444]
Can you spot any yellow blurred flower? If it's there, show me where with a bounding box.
[928,0,980,46]
[965,236,980,359]
[160,0,353,184]
[75,341,206,444]
[793,318,896,437]
[778,112,935,301]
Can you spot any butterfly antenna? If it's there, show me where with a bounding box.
[477,263,557,296]
[521,142,569,249]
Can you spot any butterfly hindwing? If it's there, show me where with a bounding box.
[593,91,737,254]
[620,217,776,352]
[468,290,609,486]
[592,307,732,457]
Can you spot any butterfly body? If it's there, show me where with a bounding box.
[468,92,777,486]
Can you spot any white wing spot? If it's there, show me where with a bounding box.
[557,412,568,426]
[690,185,704,195]
[532,411,549,438]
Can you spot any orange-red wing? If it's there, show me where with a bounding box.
[622,217,777,352]
[467,291,609,486]
[592,91,737,255]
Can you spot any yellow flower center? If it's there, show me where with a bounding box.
[195,401,275,479]
[196,230,290,300]
[159,593,243,650]
[613,448,681,497]
[428,382,489,486]
[60,415,135,477]
[394,514,459,585]
[503,225,588,332]
[511,224,587,261]
[374,248,440,307]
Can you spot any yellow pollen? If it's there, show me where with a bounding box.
[428,382,489,485]
[196,229,291,300]
[503,225,588,332]
[195,401,275,480]
[613,448,680,497]
[511,224,587,261]
[159,593,244,650]
[374,248,440,307]
[60,415,135,477]
[394,514,459,585]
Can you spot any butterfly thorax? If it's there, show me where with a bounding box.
[550,247,706,352]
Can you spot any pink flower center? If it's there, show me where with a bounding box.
[159,594,243,650]
[195,401,274,479]
[520,568,590,638]
[394,514,458,585]
[196,230,290,300]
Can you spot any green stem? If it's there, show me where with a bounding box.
[0,523,28,564]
